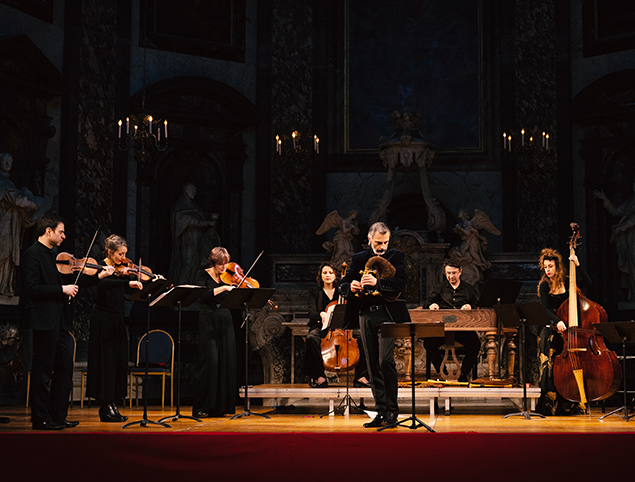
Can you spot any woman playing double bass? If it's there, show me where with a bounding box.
[305,262,369,388]
[192,247,237,418]
[536,248,591,415]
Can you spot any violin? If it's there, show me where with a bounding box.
[320,262,360,373]
[220,261,278,310]
[552,223,621,404]
[56,252,103,276]
[108,257,158,282]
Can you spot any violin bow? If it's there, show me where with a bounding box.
[73,225,100,286]
[236,250,264,288]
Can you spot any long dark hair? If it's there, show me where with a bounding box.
[316,261,340,288]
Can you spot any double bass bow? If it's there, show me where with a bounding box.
[320,263,360,372]
[552,223,621,404]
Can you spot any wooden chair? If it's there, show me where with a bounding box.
[129,329,174,408]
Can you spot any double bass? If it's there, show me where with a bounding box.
[552,223,621,404]
[320,263,360,372]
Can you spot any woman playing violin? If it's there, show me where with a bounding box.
[305,261,369,388]
[192,246,237,418]
[536,248,591,416]
[86,234,143,422]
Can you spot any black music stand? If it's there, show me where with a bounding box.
[478,279,522,379]
[123,278,173,429]
[496,302,548,420]
[320,304,363,417]
[220,288,275,420]
[378,322,444,432]
[596,320,635,421]
[151,285,208,424]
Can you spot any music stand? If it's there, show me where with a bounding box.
[150,285,208,424]
[123,278,173,429]
[595,320,635,421]
[320,304,363,417]
[478,279,522,379]
[378,322,444,432]
[496,302,548,420]
[220,288,275,420]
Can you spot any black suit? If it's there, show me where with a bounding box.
[340,248,410,415]
[21,241,74,425]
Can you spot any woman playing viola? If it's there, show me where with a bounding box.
[305,261,369,388]
[86,234,143,422]
[536,248,591,416]
[192,247,237,418]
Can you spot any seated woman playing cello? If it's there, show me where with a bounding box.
[305,262,370,388]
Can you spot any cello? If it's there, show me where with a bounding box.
[320,263,361,372]
[552,223,621,404]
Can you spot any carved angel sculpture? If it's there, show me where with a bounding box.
[449,209,501,288]
[316,209,360,269]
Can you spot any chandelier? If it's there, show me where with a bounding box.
[502,127,552,172]
[117,47,168,164]
[274,130,320,163]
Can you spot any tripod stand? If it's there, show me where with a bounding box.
[596,320,635,421]
[150,285,208,424]
[378,321,444,432]
[320,304,364,417]
[123,278,172,429]
[220,288,275,420]
[496,302,548,420]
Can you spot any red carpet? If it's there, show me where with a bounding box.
[3,431,633,481]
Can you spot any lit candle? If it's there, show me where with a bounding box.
[126,117,129,135]
[148,115,153,135]
[508,135,512,152]
[278,138,282,154]
[542,131,545,147]
[118,120,122,138]
[503,132,507,149]
[521,129,525,146]
[529,136,533,145]
[545,133,549,150]
[316,137,319,154]
[164,119,168,138]
[292,132,296,150]
[134,125,138,135]
[314,135,317,151]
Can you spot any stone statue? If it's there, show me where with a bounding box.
[169,183,220,286]
[0,153,45,300]
[594,184,635,302]
[448,209,500,288]
[316,209,360,269]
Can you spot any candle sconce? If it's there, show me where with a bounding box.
[502,128,552,173]
[117,110,168,164]
[274,130,319,164]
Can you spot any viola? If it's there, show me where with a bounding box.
[320,262,360,372]
[220,261,277,310]
[56,252,103,277]
[552,223,621,404]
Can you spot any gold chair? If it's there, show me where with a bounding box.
[129,329,174,408]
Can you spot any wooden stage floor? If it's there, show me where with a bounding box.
[2,398,635,433]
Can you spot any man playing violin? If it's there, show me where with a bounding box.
[340,222,410,428]
[21,213,81,430]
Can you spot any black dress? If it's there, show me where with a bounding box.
[305,285,368,382]
[192,269,237,417]
[86,269,133,403]
[536,268,591,415]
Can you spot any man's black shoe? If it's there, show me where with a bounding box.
[57,420,80,428]
[383,412,398,426]
[32,420,64,430]
[363,413,384,428]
